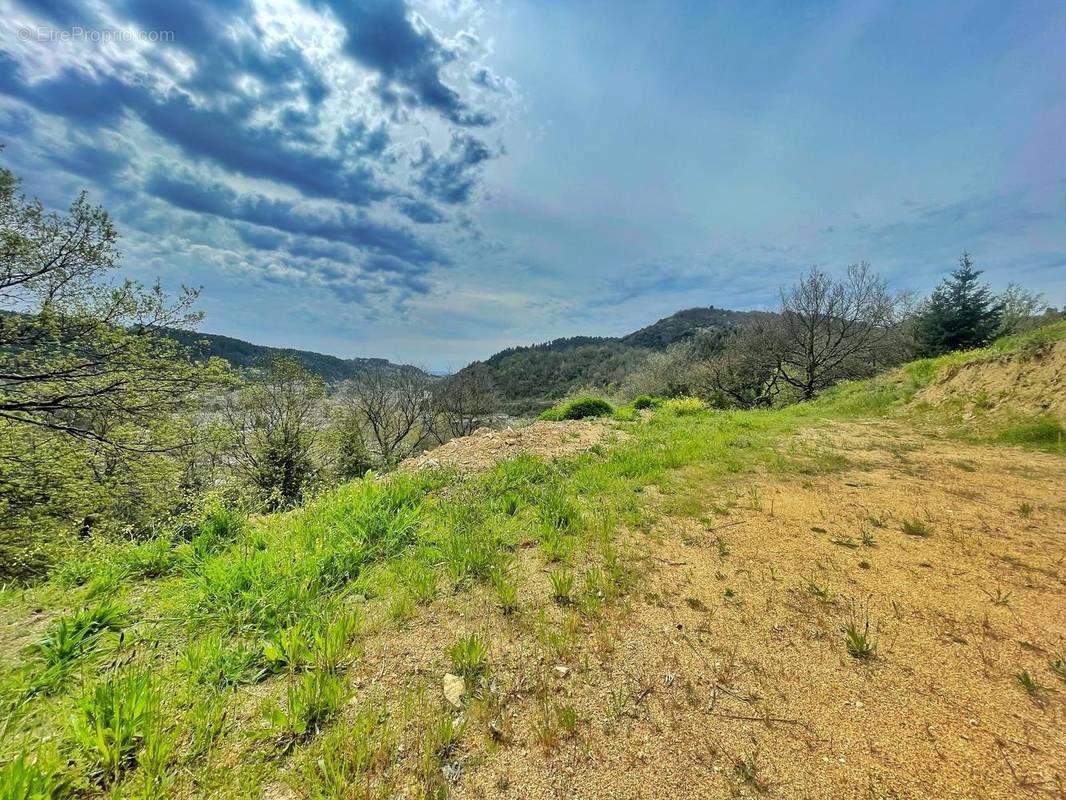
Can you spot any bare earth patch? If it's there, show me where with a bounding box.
[917,339,1066,422]
[401,420,623,473]
[444,420,1066,800]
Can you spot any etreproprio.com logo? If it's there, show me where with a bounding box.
[17,26,174,43]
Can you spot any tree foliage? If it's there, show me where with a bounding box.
[0,162,227,448]
[223,356,325,509]
[916,253,1003,356]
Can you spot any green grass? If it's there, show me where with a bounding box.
[1,322,1063,797]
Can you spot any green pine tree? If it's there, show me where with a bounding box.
[917,253,1003,356]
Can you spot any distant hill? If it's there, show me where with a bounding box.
[475,307,758,413]
[166,328,418,382]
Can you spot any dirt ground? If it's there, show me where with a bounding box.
[439,420,1066,800]
[918,340,1066,422]
[401,420,623,473]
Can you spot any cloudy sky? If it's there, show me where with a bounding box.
[1,0,1064,369]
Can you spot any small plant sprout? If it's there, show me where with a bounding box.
[901,518,932,537]
[557,704,578,735]
[493,573,519,615]
[549,569,574,604]
[843,618,877,659]
[982,587,1012,607]
[716,536,731,560]
[449,634,488,681]
[1050,656,1066,682]
[807,580,836,606]
[861,528,877,547]
[1016,670,1044,700]
[733,748,769,794]
[1017,502,1034,518]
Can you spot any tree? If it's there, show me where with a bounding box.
[770,263,900,400]
[704,321,784,408]
[996,283,1045,337]
[342,368,434,467]
[224,356,325,509]
[0,160,225,448]
[431,363,498,441]
[916,253,1003,356]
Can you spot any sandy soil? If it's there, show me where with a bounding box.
[401,421,624,473]
[918,340,1066,422]
[443,420,1066,800]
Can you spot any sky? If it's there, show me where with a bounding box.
[1,0,1064,370]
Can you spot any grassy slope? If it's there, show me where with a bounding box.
[1,323,1062,798]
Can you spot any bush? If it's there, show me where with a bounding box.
[661,397,706,416]
[539,396,613,421]
[631,394,662,410]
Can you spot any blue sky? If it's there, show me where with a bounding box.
[1,0,1064,369]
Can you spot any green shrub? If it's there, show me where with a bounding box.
[631,394,662,410]
[661,396,706,416]
[539,396,613,421]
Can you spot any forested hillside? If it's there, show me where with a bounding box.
[476,307,759,412]
[165,328,417,382]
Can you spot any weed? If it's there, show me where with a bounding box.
[183,634,265,689]
[723,586,736,599]
[261,670,346,751]
[861,529,877,547]
[298,706,390,800]
[30,601,130,693]
[71,670,163,785]
[539,488,580,532]
[549,569,574,604]
[807,581,836,606]
[1050,656,1066,682]
[843,618,877,660]
[662,396,706,416]
[733,749,769,793]
[449,633,489,681]
[540,529,571,563]
[557,704,578,734]
[1016,670,1044,700]
[982,587,1013,607]
[0,752,68,800]
[716,536,731,560]
[830,536,860,549]
[263,622,314,673]
[1017,502,1034,518]
[901,518,932,537]
[493,572,519,615]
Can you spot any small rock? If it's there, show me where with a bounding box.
[443,673,465,708]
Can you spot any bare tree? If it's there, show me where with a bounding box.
[342,368,434,467]
[703,320,783,408]
[769,264,900,400]
[431,363,498,441]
